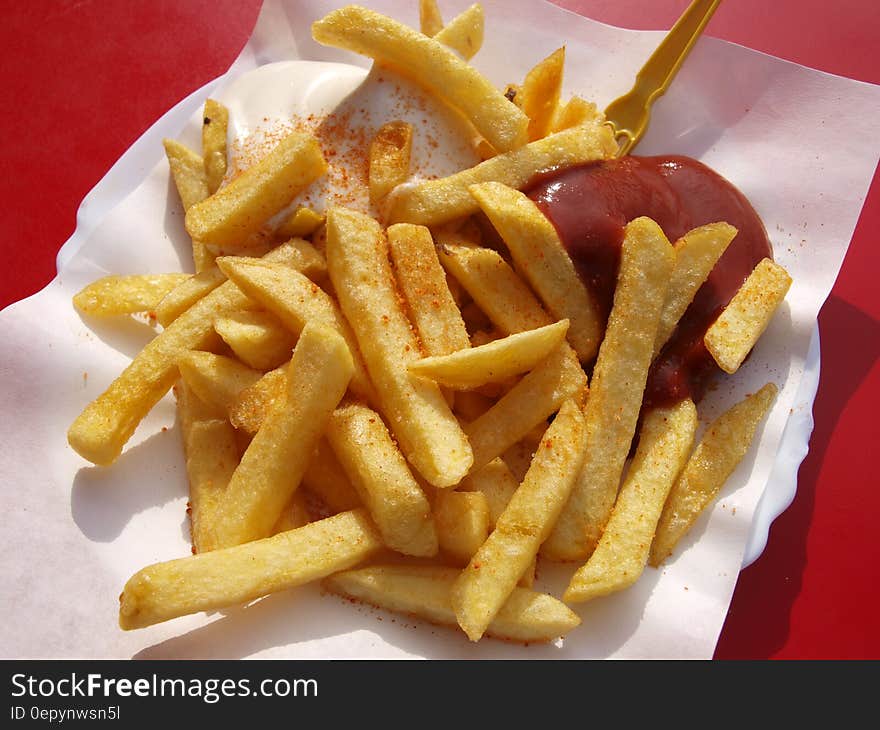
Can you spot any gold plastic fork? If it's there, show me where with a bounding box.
[604,0,721,157]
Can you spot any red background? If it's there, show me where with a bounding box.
[1,1,877,659]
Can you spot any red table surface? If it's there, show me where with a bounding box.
[1,1,876,660]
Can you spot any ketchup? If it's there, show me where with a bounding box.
[526,155,772,409]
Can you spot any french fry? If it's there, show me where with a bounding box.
[369,121,413,204]
[549,95,601,133]
[704,258,792,374]
[437,240,552,335]
[185,130,327,248]
[302,438,362,515]
[312,6,528,153]
[275,207,325,239]
[176,381,240,554]
[177,351,262,416]
[520,47,565,142]
[210,322,354,548]
[650,383,778,566]
[388,122,616,226]
[453,389,494,423]
[434,490,490,564]
[387,223,470,357]
[216,256,375,402]
[202,99,229,194]
[469,181,601,360]
[327,403,437,557]
[73,274,189,316]
[228,366,286,435]
[419,0,444,36]
[434,3,484,60]
[119,508,382,630]
[564,399,697,603]
[155,267,226,327]
[409,320,569,389]
[325,207,472,488]
[543,218,674,562]
[451,399,587,641]
[164,139,209,211]
[324,565,580,643]
[654,222,737,356]
[214,310,297,371]
[155,238,326,328]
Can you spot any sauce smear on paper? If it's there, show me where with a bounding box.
[526,155,772,407]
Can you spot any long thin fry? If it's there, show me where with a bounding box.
[564,399,697,602]
[325,566,580,643]
[451,399,586,641]
[73,274,189,316]
[469,181,600,360]
[409,320,569,390]
[388,122,615,226]
[185,131,326,248]
[202,99,229,194]
[177,351,262,415]
[520,47,565,142]
[650,383,778,566]
[434,3,484,60]
[325,207,472,488]
[210,323,354,548]
[119,509,382,630]
[326,403,437,557]
[312,6,528,153]
[387,223,470,357]
[543,217,674,562]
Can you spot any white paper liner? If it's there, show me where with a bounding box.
[1,0,878,659]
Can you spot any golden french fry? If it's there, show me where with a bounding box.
[177,350,262,416]
[327,403,437,557]
[163,139,209,211]
[228,366,286,435]
[434,3,484,60]
[312,6,528,153]
[388,122,616,226]
[276,207,325,239]
[451,399,586,641]
[543,218,674,562]
[176,381,240,554]
[185,131,327,248]
[215,256,375,403]
[73,274,189,316]
[302,438,362,515]
[564,399,697,603]
[650,383,778,566]
[119,508,382,630]
[550,95,601,133]
[155,238,325,328]
[325,207,472,488]
[654,222,737,356]
[409,320,569,389]
[434,490,490,564]
[387,223,470,357]
[520,47,565,141]
[419,0,444,35]
[155,267,226,327]
[369,121,413,204]
[214,310,297,371]
[704,258,792,374]
[211,322,355,548]
[324,565,580,643]
[202,99,229,194]
[469,181,601,360]
[437,240,551,335]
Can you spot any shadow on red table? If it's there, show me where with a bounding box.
[714,295,880,658]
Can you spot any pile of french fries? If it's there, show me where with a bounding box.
[68,2,791,645]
